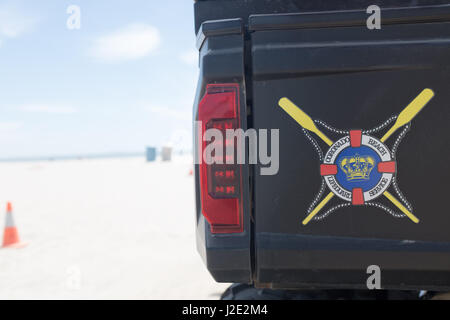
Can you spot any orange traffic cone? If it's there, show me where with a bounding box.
[2,202,27,249]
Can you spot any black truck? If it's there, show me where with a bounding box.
[193,0,450,298]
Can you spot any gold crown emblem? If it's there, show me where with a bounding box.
[339,154,375,181]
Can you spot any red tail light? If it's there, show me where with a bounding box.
[198,83,243,234]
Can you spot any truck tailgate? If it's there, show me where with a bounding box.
[250,6,450,289]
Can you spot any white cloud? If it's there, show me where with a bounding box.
[90,23,160,62]
[145,105,190,121]
[179,49,198,66]
[0,3,38,39]
[0,122,23,144]
[18,104,78,114]
[0,121,22,131]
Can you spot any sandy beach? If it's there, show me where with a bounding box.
[0,156,229,299]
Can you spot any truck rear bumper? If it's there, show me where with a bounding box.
[256,233,450,290]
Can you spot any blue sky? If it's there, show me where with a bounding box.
[0,0,198,158]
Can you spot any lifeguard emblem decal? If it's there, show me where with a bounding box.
[278,89,434,226]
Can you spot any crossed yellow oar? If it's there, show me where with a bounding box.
[278,88,435,225]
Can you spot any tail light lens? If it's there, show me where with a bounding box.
[198,83,243,234]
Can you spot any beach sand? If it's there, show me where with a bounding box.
[0,156,229,299]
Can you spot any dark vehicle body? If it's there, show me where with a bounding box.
[193,0,450,290]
